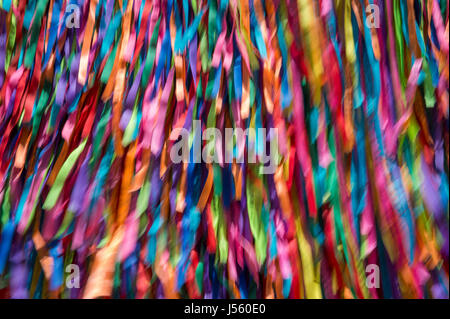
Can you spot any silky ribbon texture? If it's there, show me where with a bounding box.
[0,0,448,299]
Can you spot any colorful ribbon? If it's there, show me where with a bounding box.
[0,0,448,299]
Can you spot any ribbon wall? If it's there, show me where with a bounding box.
[0,0,448,299]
